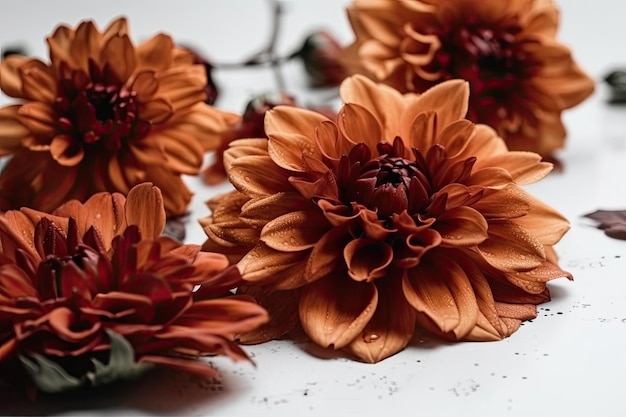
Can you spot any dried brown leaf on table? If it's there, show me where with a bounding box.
[583,209,626,240]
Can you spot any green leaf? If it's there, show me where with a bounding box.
[19,330,153,393]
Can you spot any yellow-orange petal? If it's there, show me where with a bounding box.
[20,62,57,103]
[299,275,378,350]
[471,184,531,219]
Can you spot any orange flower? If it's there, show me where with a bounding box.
[341,0,594,157]
[0,17,239,217]
[202,75,572,363]
[202,93,336,185]
[0,183,268,393]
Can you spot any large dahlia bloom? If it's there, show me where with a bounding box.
[0,17,239,217]
[340,0,594,157]
[0,183,268,393]
[202,75,572,363]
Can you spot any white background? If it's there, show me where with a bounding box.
[1,1,625,416]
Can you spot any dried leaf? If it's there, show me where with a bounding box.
[584,209,626,240]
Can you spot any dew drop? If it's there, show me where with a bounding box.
[363,333,379,343]
[95,213,102,220]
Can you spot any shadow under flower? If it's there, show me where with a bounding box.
[0,364,247,416]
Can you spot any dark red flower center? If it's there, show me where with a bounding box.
[337,138,433,221]
[432,19,539,123]
[55,60,149,153]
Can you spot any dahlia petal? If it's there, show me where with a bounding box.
[181,105,240,152]
[479,151,552,185]
[406,110,437,151]
[128,142,167,168]
[471,185,531,219]
[513,196,569,245]
[138,355,219,378]
[0,55,31,98]
[346,276,416,363]
[173,297,269,336]
[70,21,100,72]
[238,242,311,289]
[402,251,479,339]
[135,33,174,72]
[229,155,291,198]
[340,75,404,136]
[0,339,17,362]
[261,210,329,252]
[159,131,204,174]
[46,25,74,68]
[155,66,206,112]
[49,134,84,166]
[107,156,131,193]
[131,71,159,99]
[53,191,127,249]
[305,224,353,281]
[494,302,537,321]
[504,260,572,294]
[435,119,476,158]
[0,264,38,298]
[468,167,513,188]
[124,183,166,239]
[139,97,173,124]
[47,307,101,343]
[435,206,488,247]
[223,138,268,170]
[102,34,136,82]
[533,61,595,109]
[0,105,30,155]
[265,107,328,172]
[478,220,545,272]
[103,17,128,39]
[240,192,313,226]
[462,124,508,159]
[16,102,57,137]
[299,275,378,349]
[142,165,192,217]
[235,285,299,344]
[406,80,469,135]
[344,238,393,282]
[337,103,383,149]
[20,63,57,103]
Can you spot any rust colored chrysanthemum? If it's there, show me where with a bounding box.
[201,75,572,363]
[340,0,594,157]
[0,183,268,394]
[0,17,239,217]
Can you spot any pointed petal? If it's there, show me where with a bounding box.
[125,183,166,239]
[346,276,416,363]
[299,275,378,349]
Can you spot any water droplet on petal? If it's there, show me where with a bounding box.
[363,333,379,343]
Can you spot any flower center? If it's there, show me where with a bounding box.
[434,20,538,122]
[339,139,432,220]
[55,61,149,152]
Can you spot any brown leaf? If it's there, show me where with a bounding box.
[584,209,626,240]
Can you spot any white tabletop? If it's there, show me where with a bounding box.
[1,1,625,416]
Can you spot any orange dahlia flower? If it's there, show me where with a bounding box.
[202,75,572,363]
[341,0,594,157]
[0,183,268,393]
[0,17,239,217]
